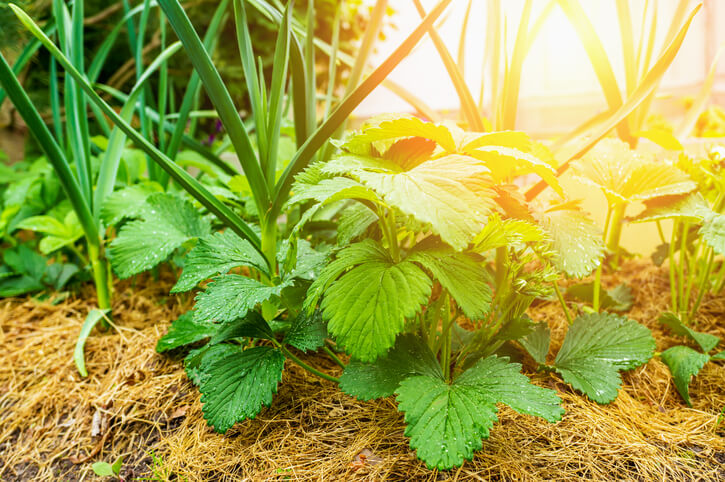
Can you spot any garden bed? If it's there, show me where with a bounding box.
[0,261,723,481]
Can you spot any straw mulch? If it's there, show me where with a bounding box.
[0,261,723,481]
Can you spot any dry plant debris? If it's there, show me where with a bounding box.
[0,262,723,481]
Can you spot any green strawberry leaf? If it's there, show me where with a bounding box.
[553,312,655,403]
[339,334,442,400]
[172,230,269,293]
[659,312,720,353]
[277,238,329,281]
[710,351,725,360]
[194,275,292,324]
[156,311,217,353]
[288,176,379,206]
[321,252,432,361]
[660,345,710,406]
[341,115,457,154]
[283,309,327,353]
[518,322,551,365]
[199,346,285,433]
[396,355,562,470]
[337,203,378,245]
[355,155,495,250]
[408,247,491,320]
[100,182,163,226]
[539,208,604,278]
[209,311,275,345]
[304,240,386,313]
[700,212,725,256]
[184,344,238,386]
[629,192,711,224]
[566,283,634,311]
[109,193,211,278]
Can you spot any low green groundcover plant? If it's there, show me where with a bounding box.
[154,116,658,469]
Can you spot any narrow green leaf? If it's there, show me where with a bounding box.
[75,309,110,377]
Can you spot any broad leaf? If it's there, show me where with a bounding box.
[283,309,327,353]
[172,230,269,293]
[356,155,495,250]
[396,355,562,470]
[209,311,275,345]
[341,115,457,154]
[304,239,390,313]
[473,214,544,253]
[184,343,238,387]
[518,322,551,365]
[660,345,709,406]
[539,208,604,278]
[658,312,720,353]
[289,175,379,206]
[573,139,696,204]
[340,334,442,401]
[337,203,378,245]
[409,248,491,320]
[566,283,634,312]
[277,238,328,281]
[157,311,217,353]
[194,274,291,324]
[110,193,211,278]
[630,192,711,224]
[100,182,163,226]
[321,253,432,361]
[199,346,285,432]
[553,312,655,403]
[700,212,725,256]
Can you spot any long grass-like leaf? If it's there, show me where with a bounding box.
[264,3,293,186]
[500,0,533,130]
[0,51,98,244]
[557,0,630,143]
[10,4,265,257]
[166,0,228,161]
[616,0,636,96]
[676,43,725,139]
[412,0,483,131]
[158,0,269,211]
[527,3,701,201]
[93,42,183,221]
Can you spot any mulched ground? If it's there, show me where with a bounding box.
[0,261,723,481]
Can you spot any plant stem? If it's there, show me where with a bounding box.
[279,345,339,383]
[669,220,679,314]
[553,282,573,325]
[606,202,626,267]
[690,248,714,321]
[87,241,112,330]
[323,346,346,369]
[260,217,278,279]
[593,205,613,312]
[441,294,452,381]
[677,221,688,314]
[386,208,400,262]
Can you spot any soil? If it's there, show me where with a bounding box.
[0,261,723,481]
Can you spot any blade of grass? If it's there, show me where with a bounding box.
[322,0,342,121]
[412,0,483,131]
[9,4,265,256]
[166,0,229,161]
[264,3,293,187]
[457,0,474,77]
[74,309,110,377]
[500,0,533,130]
[616,0,636,96]
[93,42,183,221]
[158,0,269,211]
[557,0,630,143]
[526,3,701,201]
[676,43,725,139]
[0,51,98,243]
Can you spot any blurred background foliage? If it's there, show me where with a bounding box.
[0,0,393,144]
